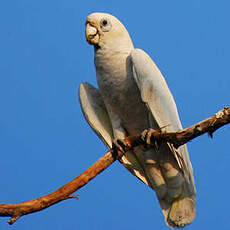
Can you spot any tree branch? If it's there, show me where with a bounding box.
[0,106,229,225]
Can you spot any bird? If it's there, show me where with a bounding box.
[79,12,196,228]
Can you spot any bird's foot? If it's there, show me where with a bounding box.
[112,138,129,156]
[141,128,161,150]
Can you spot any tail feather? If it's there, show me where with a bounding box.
[160,182,196,228]
[132,146,196,228]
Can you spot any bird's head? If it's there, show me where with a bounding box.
[85,12,133,51]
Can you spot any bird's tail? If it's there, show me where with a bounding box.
[134,146,196,228]
[160,181,196,228]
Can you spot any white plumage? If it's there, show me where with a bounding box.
[80,12,196,227]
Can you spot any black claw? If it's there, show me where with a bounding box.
[117,139,127,151]
[208,131,213,138]
[112,138,127,157]
[112,142,119,159]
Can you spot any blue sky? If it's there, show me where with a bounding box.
[0,1,230,229]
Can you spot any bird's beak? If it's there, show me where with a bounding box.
[85,23,99,45]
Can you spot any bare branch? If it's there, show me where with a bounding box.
[0,150,119,224]
[0,106,229,224]
[124,106,230,149]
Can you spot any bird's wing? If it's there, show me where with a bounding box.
[130,48,194,185]
[79,82,149,185]
[79,82,113,148]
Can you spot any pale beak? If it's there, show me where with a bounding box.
[85,23,99,45]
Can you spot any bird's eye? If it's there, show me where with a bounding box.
[102,19,108,26]
[100,18,111,32]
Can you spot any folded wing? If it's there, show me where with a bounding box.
[79,82,150,185]
[130,48,195,186]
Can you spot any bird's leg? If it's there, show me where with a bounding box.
[110,115,130,155]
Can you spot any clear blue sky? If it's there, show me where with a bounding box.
[0,1,230,229]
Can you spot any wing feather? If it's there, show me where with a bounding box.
[130,49,194,186]
[79,82,113,148]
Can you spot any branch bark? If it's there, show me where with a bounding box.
[0,106,229,225]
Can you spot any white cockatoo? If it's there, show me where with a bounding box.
[79,12,196,228]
